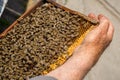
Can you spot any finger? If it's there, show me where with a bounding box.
[102,14,114,37]
[99,14,114,39]
[98,14,109,33]
[107,22,114,41]
[88,13,98,20]
[100,14,111,22]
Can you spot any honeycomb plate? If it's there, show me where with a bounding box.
[0,0,98,79]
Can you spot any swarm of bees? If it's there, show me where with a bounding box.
[0,3,97,80]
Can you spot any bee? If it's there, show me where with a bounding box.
[0,3,95,80]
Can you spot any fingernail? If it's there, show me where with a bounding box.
[98,14,104,20]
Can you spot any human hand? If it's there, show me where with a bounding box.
[76,13,114,55]
[47,14,114,80]
[81,13,114,55]
[73,13,114,69]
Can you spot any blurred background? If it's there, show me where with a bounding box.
[0,0,40,33]
[0,0,120,80]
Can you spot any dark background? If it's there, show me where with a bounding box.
[0,0,28,33]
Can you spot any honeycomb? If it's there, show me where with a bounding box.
[0,3,97,80]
